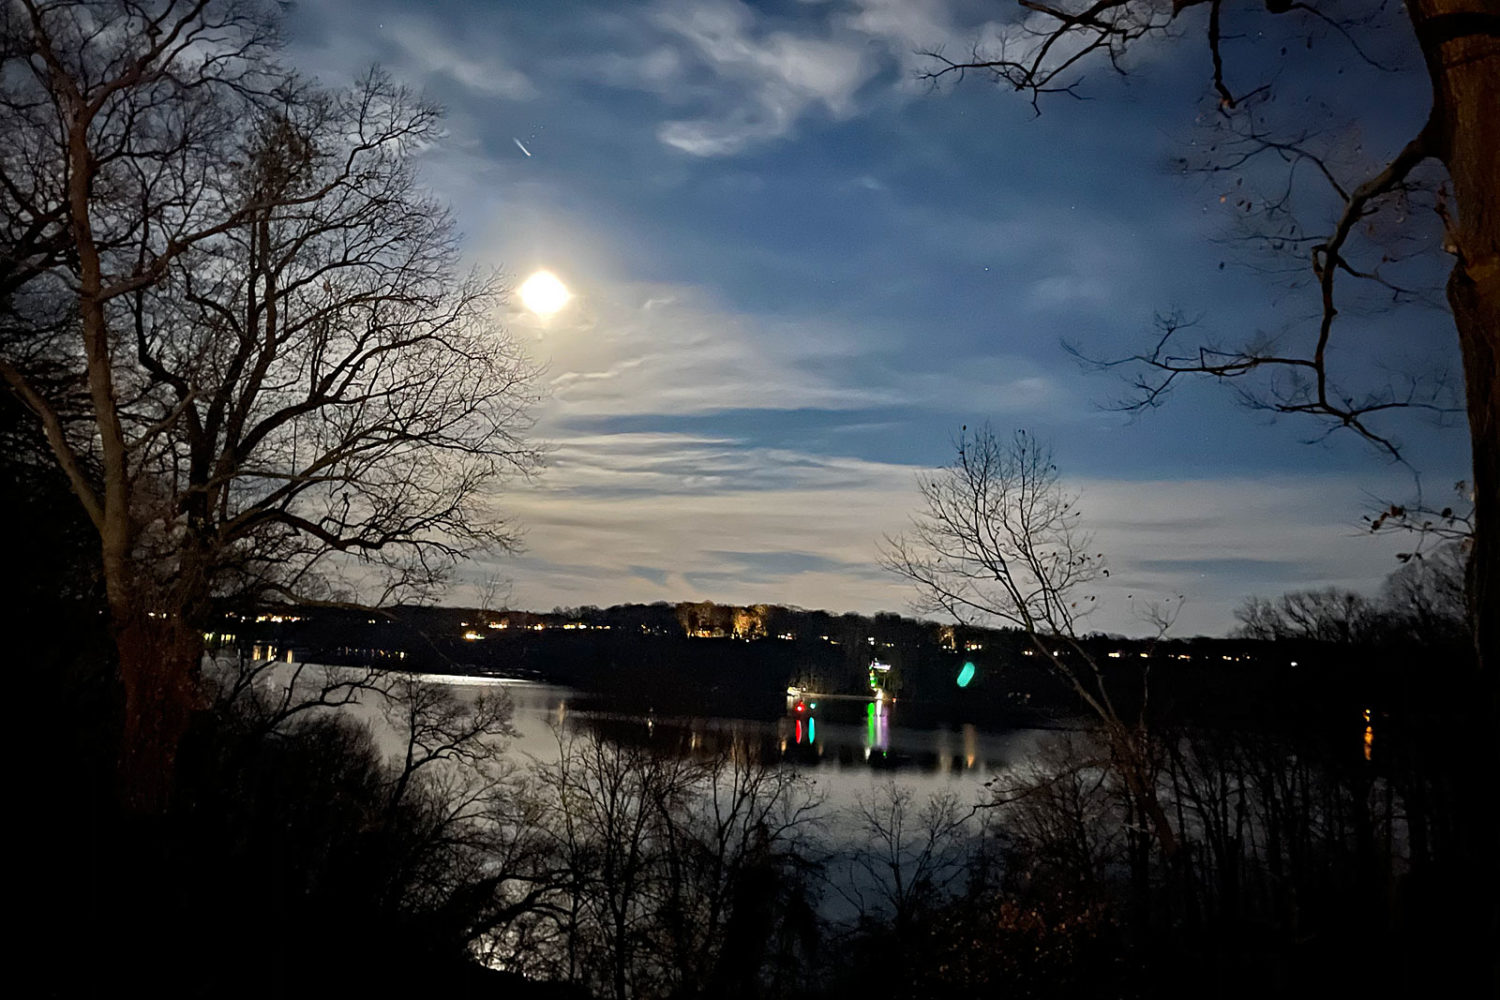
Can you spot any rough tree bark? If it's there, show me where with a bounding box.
[1408,0,1500,712]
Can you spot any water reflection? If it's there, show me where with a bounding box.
[864,699,889,761]
[249,643,295,663]
[226,666,1054,816]
[501,684,1046,783]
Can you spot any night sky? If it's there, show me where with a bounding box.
[282,0,1469,635]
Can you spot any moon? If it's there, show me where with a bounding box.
[519,270,570,316]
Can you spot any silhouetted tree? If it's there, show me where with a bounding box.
[1233,587,1378,644]
[883,425,1181,863]
[0,1,540,809]
[533,728,820,1000]
[1379,539,1470,647]
[926,0,1496,691]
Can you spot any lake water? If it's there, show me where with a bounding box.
[466,677,1056,813]
[223,660,1066,813]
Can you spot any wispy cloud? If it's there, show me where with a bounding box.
[651,0,880,155]
[1078,474,1414,633]
[475,428,1414,633]
[485,438,917,612]
[283,4,537,101]
[523,275,1088,429]
[531,282,892,418]
[385,15,537,100]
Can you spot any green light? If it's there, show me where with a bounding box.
[808,718,816,744]
[867,701,877,744]
[957,661,976,688]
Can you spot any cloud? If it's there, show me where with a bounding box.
[706,550,884,579]
[535,432,901,497]
[478,426,1414,634]
[283,4,537,101]
[533,282,896,419]
[628,565,671,587]
[576,46,686,96]
[386,16,538,100]
[275,1,1456,639]
[650,0,880,155]
[1028,274,1114,311]
[516,268,1085,429]
[838,0,969,81]
[1077,474,1413,632]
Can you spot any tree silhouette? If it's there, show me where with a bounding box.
[0,1,541,809]
[925,0,1497,693]
[883,425,1182,861]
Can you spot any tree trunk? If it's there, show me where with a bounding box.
[1409,0,1500,710]
[1408,10,1499,992]
[113,603,202,813]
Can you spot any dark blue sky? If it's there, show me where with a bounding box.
[284,0,1468,634]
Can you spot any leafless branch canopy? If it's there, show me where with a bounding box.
[923,1,1461,465]
[881,426,1132,723]
[882,426,1099,638]
[0,1,543,624]
[884,426,1181,856]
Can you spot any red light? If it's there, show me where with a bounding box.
[795,700,806,713]
[796,719,803,743]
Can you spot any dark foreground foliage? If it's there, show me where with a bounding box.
[27,665,1493,1000]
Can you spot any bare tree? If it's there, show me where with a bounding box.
[382,675,516,818]
[882,425,1179,858]
[364,677,575,974]
[477,573,513,628]
[924,0,1498,690]
[537,728,699,1000]
[0,1,541,809]
[658,744,822,998]
[837,784,973,929]
[882,426,1112,718]
[1233,539,1471,649]
[206,653,390,742]
[530,727,821,999]
[1379,538,1470,646]
[1232,586,1378,643]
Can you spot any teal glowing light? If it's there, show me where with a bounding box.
[808,718,816,744]
[956,661,976,688]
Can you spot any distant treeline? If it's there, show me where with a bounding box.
[229,597,1472,728]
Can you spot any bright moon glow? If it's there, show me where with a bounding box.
[519,270,570,315]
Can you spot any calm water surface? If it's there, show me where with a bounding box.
[232,660,1065,811]
[500,680,1058,811]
